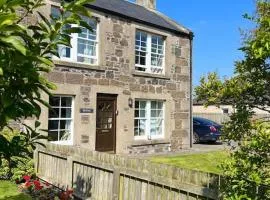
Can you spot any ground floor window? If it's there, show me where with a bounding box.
[48,96,73,144]
[134,100,164,140]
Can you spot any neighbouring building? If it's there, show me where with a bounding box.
[25,0,193,154]
[193,100,270,124]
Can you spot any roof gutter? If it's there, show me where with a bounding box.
[85,4,193,38]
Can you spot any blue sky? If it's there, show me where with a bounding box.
[154,0,255,86]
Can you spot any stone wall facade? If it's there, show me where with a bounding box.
[26,1,192,154]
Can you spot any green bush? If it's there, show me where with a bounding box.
[0,157,34,181]
[0,129,35,180]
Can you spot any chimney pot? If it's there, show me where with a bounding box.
[136,0,156,10]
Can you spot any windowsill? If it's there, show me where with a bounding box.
[50,141,73,146]
[132,70,170,80]
[53,59,106,71]
[131,138,170,147]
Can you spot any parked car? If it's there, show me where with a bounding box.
[193,117,222,143]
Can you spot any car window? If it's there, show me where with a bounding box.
[193,117,219,125]
[193,120,200,125]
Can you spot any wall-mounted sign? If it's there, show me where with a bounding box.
[80,108,94,113]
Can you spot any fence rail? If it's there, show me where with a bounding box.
[35,144,221,200]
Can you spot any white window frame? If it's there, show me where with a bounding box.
[48,95,74,145]
[135,30,165,74]
[51,6,99,65]
[134,100,165,140]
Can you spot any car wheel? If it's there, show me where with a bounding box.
[193,132,200,144]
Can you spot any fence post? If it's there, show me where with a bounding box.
[66,156,74,189]
[112,168,120,200]
[33,149,39,174]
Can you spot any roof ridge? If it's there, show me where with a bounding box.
[87,0,192,36]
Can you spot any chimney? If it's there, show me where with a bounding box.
[136,0,156,10]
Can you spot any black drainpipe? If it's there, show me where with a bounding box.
[189,33,194,148]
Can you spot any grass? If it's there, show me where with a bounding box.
[0,180,31,200]
[151,151,229,174]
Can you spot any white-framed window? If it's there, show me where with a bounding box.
[51,6,98,65]
[134,100,164,140]
[48,96,74,145]
[135,30,165,74]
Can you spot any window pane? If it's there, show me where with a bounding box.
[140,56,146,65]
[151,101,157,109]
[135,110,139,118]
[157,102,163,109]
[49,96,60,107]
[60,120,71,130]
[49,108,59,118]
[135,101,139,109]
[61,108,71,118]
[140,101,146,109]
[140,110,145,117]
[157,110,163,117]
[61,97,72,107]
[151,110,157,118]
[138,119,146,136]
[60,130,71,141]
[134,128,139,136]
[141,32,147,42]
[48,120,59,130]
[152,36,157,44]
[48,131,58,141]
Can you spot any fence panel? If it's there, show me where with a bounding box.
[35,144,220,200]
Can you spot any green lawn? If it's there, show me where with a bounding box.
[0,181,31,200]
[151,151,229,174]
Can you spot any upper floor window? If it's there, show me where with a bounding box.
[135,30,165,74]
[51,6,98,65]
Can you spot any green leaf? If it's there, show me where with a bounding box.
[79,20,93,32]
[34,121,41,128]
[36,56,54,67]
[5,0,24,8]
[0,36,26,55]
[0,13,17,27]
[0,67,3,76]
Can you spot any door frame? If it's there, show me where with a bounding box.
[95,93,117,153]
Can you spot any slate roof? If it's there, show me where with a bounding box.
[86,0,193,37]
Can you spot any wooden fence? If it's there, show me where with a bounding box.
[35,144,221,200]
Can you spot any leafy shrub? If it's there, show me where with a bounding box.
[221,121,270,200]
[0,128,37,179]
[0,157,34,181]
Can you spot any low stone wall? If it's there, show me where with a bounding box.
[128,142,171,155]
[35,144,221,200]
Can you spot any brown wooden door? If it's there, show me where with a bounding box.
[95,94,117,152]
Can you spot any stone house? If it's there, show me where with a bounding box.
[27,0,193,154]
